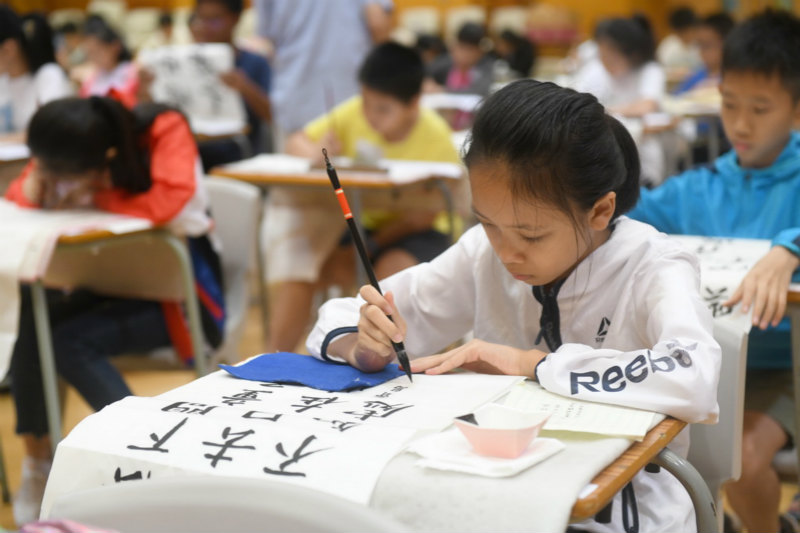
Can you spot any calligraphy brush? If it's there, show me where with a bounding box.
[322,148,413,382]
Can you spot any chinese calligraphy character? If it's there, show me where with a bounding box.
[162,401,217,415]
[313,418,360,433]
[221,389,274,407]
[127,417,188,453]
[114,467,151,482]
[344,401,412,421]
[291,396,341,413]
[262,436,331,477]
[242,411,282,422]
[703,287,734,318]
[202,427,256,468]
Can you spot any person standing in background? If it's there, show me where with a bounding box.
[255,0,393,148]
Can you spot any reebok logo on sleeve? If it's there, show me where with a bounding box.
[569,341,697,394]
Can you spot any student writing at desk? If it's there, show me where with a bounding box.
[265,42,459,353]
[627,11,800,533]
[4,97,226,527]
[308,80,721,533]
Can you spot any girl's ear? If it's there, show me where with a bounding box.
[588,191,616,231]
[792,98,800,130]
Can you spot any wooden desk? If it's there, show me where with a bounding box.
[31,227,207,451]
[571,418,686,520]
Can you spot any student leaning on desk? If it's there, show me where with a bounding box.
[308,80,722,533]
[627,11,800,533]
[4,96,226,527]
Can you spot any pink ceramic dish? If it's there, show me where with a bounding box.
[453,405,550,459]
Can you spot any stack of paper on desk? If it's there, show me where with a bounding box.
[0,142,29,161]
[502,382,663,440]
[220,154,312,175]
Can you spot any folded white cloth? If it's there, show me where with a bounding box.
[408,428,564,477]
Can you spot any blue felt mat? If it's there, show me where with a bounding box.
[219,352,406,392]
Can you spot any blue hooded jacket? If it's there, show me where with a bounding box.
[628,132,800,368]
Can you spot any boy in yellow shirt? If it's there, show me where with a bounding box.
[265,42,460,352]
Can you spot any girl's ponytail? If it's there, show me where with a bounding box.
[606,115,640,217]
[89,96,151,193]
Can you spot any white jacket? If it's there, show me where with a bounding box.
[308,217,721,533]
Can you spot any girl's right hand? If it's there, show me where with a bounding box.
[22,167,45,205]
[349,285,407,372]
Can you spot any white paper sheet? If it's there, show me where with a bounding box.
[409,428,565,477]
[0,200,152,380]
[218,154,312,175]
[0,142,29,161]
[41,372,524,517]
[502,382,662,440]
[138,44,247,135]
[671,235,770,327]
[154,370,524,432]
[421,93,483,112]
[42,395,417,517]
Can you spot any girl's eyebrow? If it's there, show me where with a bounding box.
[471,205,544,231]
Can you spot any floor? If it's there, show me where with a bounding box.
[0,301,798,531]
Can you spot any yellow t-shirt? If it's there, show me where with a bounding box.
[305,95,460,164]
[304,95,461,233]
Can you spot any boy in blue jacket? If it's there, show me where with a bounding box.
[628,10,800,533]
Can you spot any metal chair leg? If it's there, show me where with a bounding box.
[653,448,719,533]
[0,433,10,503]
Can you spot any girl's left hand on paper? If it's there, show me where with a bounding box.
[410,339,548,378]
[723,245,800,330]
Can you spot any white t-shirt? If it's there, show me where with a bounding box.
[572,58,666,109]
[0,63,73,133]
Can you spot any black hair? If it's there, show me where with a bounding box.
[699,12,735,40]
[499,29,536,76]
[416,34,446,57]
[158,11,173,28]
[358,42,424,103]
[722,9,800,100]
[668,7,697,31]
[196,0,243,16]
[25,97,175,193]
[464,80,640,223]
[595,15,655,68]
[57,21,80,35]
[83,15,132,62]
[456,22,485,47]
[0,7,57,72]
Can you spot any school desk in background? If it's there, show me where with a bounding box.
[210,153,466,341]
[0,199,206,451]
